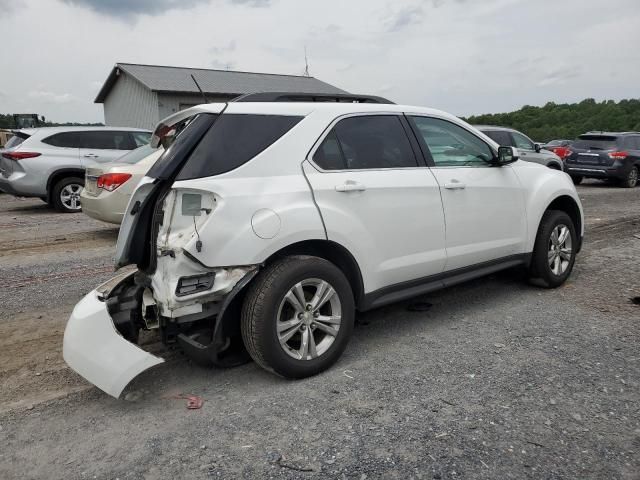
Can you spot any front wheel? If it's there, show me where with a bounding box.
[241,256,355,378]
[529,210,577,288]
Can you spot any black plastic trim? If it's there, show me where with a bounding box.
[359,254,531,311]
[232,92,395,104]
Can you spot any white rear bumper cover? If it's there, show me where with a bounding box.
[63,290,164,398]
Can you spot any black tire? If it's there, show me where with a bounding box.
[570,175,583,185]
[241,255,355,378]
[620,166,638,188]
[529,210,577,288]
[51,176,84,213]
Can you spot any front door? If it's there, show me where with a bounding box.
[77,130,136,166]
[409,115,527,271]
[303,114,447,294]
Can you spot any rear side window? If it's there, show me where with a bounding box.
[42,132,82,148]
[78,131,137,150]
[482,130,512,146]
[572,135,619,150]
[176,114,302,180]
[313,115,417,170]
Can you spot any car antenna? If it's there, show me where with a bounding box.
[190,74,209,104]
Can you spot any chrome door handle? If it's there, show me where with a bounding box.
[84,153,99,158]
[335,181,366,192]
[444,181,466,190]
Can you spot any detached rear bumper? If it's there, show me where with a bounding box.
[63,288,164,398]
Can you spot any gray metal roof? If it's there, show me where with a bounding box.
[95,63,347,103]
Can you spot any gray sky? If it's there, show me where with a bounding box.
[1,0,639,123]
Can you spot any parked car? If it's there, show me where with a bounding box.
[564,132,640,187]
[63,94,584,398]
[81,145,163,224]
[543,139,573,160]
[0,127,151,212]
[475,126,564,170]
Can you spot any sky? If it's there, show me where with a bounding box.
[1,0,639,123]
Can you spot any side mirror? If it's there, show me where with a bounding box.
[496,146,519,165]
[534,143,542,153]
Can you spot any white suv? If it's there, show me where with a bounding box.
[63,94,584,397]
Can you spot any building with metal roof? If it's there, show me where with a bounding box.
[95,63,347,130]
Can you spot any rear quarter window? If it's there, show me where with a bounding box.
[42,132,82,148]
[176,114,303,180]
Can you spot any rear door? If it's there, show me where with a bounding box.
[77,130,137,166]
[303,114,446,293]
[409,116,527,271]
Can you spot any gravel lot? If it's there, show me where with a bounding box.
[0,180,638,479]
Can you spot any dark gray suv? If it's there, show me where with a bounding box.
[474,125,564,171]
[564,132,640,188]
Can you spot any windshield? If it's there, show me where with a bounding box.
[118,144,158,164]
[572,135,618,150]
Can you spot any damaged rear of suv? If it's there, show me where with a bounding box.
[64,94,584,398]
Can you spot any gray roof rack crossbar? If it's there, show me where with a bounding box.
[232,92,395,104]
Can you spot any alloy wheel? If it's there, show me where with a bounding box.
[548,224,573,276]
[276,278,342,361]
[60,183,83,211]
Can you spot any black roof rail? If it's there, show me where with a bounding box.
[232,92,395,104]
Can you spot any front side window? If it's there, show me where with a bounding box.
[78,131,136,150]
[313,115,417,170]
[176,114,302,180]
[511,131,535,151]
[411,116,494,167]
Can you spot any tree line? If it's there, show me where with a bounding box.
[0,113,103,129]
[464,98,640,142]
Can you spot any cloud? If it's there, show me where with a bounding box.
[209,40,237,55]
[28,90,78,104]
[59,0,272,19]
[386,5,423,32]
[0,0,25,18]
[229,0,272,6]
[538,66,582,87]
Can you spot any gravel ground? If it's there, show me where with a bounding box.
[0,180,638,479]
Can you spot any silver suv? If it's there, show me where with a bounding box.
[475,125,564,170]
[0,127,151,212]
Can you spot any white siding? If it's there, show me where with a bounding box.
[157,93,235,120]
[103,72,159,130]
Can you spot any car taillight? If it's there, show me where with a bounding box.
[1,151,41,160]
[97,173,132,192]
[608,151,628,160]
[554,147,571,160]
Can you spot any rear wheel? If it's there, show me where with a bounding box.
[620,166,638,188]
[241,256,355,378]
[52,176,84,213]
[529,210,577,288]
[570,175,583,185]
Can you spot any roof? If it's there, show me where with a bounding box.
[472,124,518,132]
[95,63,347,103]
